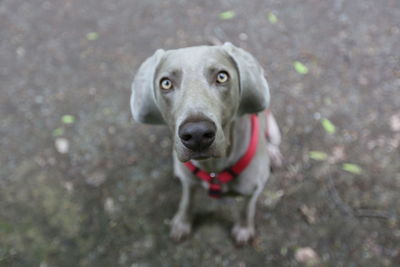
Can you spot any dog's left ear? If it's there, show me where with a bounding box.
[130,49,165,124]
[223,42,270,115]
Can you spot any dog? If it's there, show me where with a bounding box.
[130,43,282,245]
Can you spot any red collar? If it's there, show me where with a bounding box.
[184,114,259,198]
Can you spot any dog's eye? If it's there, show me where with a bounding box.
[216,71,229,84]
[160,78,173,90]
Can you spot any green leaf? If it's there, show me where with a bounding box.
[321,118,336,134]
[342,163,362,174]
[268,12,278,24]
[52,127,64,137]
[86,32,98,41]
[61,115,75,124]
[309,151,328,161]
[293,61,309,74]
[219,10,235,20]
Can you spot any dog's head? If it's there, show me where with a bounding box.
[131,43,270,162]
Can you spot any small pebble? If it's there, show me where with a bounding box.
[390,114,400,132]
[86,171,106,187]
[104,197,116,214]
[55,138,69,154]
[295,247,319,265]
[239,33,248,41]
[313,112,321,120]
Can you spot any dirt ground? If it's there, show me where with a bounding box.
[1,0,399,266]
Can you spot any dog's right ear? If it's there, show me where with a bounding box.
[130,49,165,124]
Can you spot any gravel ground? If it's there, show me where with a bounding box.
[0,0,399,266]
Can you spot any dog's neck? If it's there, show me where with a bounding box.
[191,115,251,173]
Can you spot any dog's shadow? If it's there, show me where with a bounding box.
[190,198,239,241]
[192,210,232,229]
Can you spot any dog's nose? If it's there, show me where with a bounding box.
[178,120,216,151]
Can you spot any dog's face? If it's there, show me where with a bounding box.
[154,47,240,161]
[131,43,270,162]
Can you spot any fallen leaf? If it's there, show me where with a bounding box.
[328,145,346,164]
[52,127,64,137]
[309,151,328,161]
[61,115,75,124]
[86,32,98,41]
[342,163,362,174]
[299,204,317,224]
[268,12,278,24]
[219,10,235,20]
[293,61,309,74]
[321,118,336,134]
[263,190,284,207]
[330,145,346,162]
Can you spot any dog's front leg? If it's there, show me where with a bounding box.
[232,185,264,245]
[170,178,194,241]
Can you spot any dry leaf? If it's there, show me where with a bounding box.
[329,145,346,163]
[390,113,400,132]
[299,204,317,224]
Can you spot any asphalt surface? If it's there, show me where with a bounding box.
[1,0,399,266]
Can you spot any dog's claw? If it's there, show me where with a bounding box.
[170,216,192,241]
[232,224,255,245]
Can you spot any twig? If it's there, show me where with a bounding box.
[326,174,355,218]
[354,209,391,220]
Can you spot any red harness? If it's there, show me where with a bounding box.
[184,114,260,198]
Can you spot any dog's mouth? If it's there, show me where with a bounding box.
[178,146,214,161]
[175,142,226,162]
[189,150,214,160]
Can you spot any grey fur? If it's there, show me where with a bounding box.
[131,43,282,244]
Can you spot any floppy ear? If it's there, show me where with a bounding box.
[130,49,165,124]
[223,42,270,115]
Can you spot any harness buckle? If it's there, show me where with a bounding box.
[209,172,219,185]
[208,182,222,198]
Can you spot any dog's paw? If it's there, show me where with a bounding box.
[170,216,192,242]
[231,224,255,245]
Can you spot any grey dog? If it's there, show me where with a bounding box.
[130,43,282,245]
